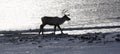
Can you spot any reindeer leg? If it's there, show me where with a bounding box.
[39,25,42,35]
[53,25,57,34]
[57,25,64,34]
[39,24,46,35]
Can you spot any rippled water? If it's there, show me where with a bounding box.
[59,0,120,26]
[0,0,120,30]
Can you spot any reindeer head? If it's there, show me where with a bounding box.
[63,15,71,21]
[62,9,71,21]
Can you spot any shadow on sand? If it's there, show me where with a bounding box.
[0,25,120,35]
[43,25,120,32]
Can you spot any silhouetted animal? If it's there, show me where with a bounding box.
[39,10,71,35]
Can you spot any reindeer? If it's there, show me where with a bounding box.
[39,9,71,35]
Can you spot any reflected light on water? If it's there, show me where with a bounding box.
[0,0,120,31]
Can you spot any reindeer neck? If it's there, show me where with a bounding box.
[61,17,66,21]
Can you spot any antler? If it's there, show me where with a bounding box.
[62,9,68,14]
[61,9,70,16]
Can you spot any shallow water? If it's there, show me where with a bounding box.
[0,0,120,30]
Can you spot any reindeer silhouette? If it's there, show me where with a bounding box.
[39,9,71,35]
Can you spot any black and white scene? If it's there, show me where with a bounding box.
[0,0,120,54]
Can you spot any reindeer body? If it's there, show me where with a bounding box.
[39,15,70,35]
[42,16,67,25]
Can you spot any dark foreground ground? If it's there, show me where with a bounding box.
[0,30,120,54]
